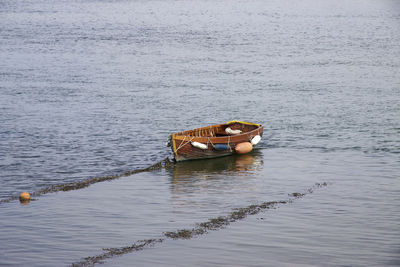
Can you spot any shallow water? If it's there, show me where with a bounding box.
[1,0,399,266]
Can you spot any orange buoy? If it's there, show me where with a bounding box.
[19,192,31,203]
[235,142,253,154]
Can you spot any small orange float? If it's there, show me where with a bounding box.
[19,192,31,203]
[235,142,253,154]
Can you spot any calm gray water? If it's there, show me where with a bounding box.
[1,0,399,266]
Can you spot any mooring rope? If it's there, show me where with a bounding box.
[71,182,329,267]
[174,136,194,153]
[0,157,174,205]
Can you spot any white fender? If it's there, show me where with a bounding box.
[191,141,208,150]
[251,135,261,145]
[225,127,242,135]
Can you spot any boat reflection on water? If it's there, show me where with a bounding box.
[166,150,264,196]
[168,150,263,179]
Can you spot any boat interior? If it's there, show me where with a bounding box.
[175,122,260,138]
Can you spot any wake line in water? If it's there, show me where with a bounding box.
[71,182,328,267]
[0,157,174,205]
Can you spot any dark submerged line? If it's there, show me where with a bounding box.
[164,182,328,239]
[71,239,164,267]
[0,157,174,205]
[71,182,328,267]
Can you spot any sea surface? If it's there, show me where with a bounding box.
[0,0,399,266]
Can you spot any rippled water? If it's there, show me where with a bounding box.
[1,0,399,266]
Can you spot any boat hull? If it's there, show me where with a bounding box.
[170,121,263,162]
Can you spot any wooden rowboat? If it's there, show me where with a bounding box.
[169,120,264,162]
